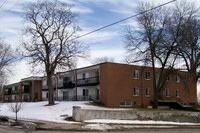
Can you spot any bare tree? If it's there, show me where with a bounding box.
[124,1,191,108]
[176,6,200,82]
[22,0,87,105]
[0,37,15,102]
[92,56,115,64]
[0,78,8,101]
[0,38,15,79]
[9,101,23,122]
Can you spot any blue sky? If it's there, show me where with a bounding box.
[0,0,199,91]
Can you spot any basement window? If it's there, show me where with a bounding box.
[120,101,132,107]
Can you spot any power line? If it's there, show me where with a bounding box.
[0,0,21,19]
[74,0,176,41]
[9,0,177,62]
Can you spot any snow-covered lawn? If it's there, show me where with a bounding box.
[0,101,98,123]
[0,101,200,128]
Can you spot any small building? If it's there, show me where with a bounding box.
[3,76,42,102]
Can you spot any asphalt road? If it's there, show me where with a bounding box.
[0,126,200,133]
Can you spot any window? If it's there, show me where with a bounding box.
[176,75,180,83]
[166,76,170,82]
[43,79,47,86]
[24,85,30,93]
[145,71,151,80]
[46,93,49,98]
[63,91,69,100]
[133,70,139,79]
[83,89,89,96]
[146,88,151,96]
[82,73,89,80]
[133,87,139,96]
[63,77,70,83]
[120,101,132,107]
[82,73,86,80]
[166,89,170,97]
[15,87,18,91]
[176,90,180,97]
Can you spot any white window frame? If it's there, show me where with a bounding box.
[145,71,151,80]
[120,101,133,107]
[176,89,180,98]
[145,88,151,97]
[133,87,139,96]
[133,70,139,79]
[166,89,170,97]
[176,75,180,83]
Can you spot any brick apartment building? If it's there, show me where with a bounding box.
[3,77,42,102]
[99,63,197,108]
[3,62,197,108]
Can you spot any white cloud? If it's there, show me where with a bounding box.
[8,60,31,84]
[78,47,126,67]
[78,29,119,43]
[71,4,93,14]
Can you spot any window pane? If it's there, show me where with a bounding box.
[146,88,151,96]
[133,70,139,79]
[176,90,180,97]
[176,75,180,83]
[146,72,150,80]
[133,87,139,96]
[166,89,170,97]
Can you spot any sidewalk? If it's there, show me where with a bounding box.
[34,120,200,131]
[35,121,84,131]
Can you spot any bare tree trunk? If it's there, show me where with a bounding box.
[151,52,158,109]
[47,73,54,105]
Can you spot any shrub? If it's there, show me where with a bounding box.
[0,116,9,122]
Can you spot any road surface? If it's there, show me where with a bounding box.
[0,126,200,133]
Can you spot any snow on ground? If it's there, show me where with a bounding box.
[82,124,113,131]
[0,101,96,123]
[84,119,200,125]
[0,101,200,127]
[82,120,200,131]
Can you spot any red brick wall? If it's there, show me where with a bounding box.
[32,80,42,101]
[99,63,197,108]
